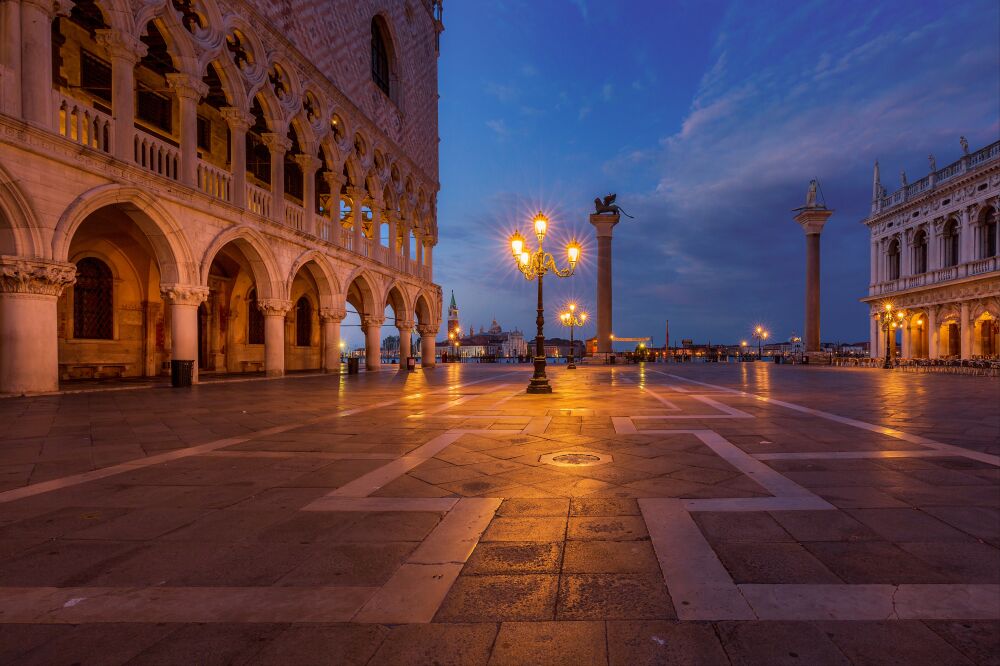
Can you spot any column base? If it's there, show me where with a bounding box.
[527,379,552,394]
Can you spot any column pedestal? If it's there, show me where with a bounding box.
[589,213,619,354]
[161,284,209,384]
[0,258,76,394]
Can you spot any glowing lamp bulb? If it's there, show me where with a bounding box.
[567,241,581,265]
[519,251,530,266]
[533,213,548,240]
[510,231,525,257]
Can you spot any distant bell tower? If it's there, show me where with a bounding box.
[447,290,459,334]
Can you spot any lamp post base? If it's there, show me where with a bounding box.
[527,356,552,393]
[567,354,576,370]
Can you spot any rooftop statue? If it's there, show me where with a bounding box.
[593,193,634,218]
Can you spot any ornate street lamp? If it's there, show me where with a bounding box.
[509,212,581,393]
[874,302,906,369]
[559,303,587,370]
[752,326,769,359]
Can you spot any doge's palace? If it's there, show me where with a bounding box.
[862,139,1000,360]
[0,0,444,393]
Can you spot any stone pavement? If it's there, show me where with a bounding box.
[0,363,997,664]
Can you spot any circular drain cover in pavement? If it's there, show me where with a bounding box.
[539,451,612,467]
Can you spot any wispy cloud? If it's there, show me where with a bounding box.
[485,118,510,139]
[485,81,519,103]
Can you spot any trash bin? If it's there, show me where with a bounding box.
[171,359,194,388]
[347,357,360,374]
[609,355,616,365]
[406,356,416,371]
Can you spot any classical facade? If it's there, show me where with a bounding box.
[862,140,999,359]
[0,0,445,394]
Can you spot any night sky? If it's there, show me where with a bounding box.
[351,1,1000,350]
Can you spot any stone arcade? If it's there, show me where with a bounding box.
[863,140,1000,360]
[0,0,445,393]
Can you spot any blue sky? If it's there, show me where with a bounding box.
[425,1,999,348]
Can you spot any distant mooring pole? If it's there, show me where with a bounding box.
[793,180,833,353]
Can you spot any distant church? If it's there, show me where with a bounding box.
[440,292,526,358]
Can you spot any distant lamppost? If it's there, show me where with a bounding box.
[874,302,906,369]
[740,340,748,361]
[560,303,587,370]
[339,340,346,362]
[752,326,769,359]
[509,212,581,393]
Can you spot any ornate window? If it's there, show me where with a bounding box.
[943,220,959,267]
[295,297,312,346]
[886,239,900,280]
[247,288,264,344]
[912,230,927,274]
[371,18,390,96]
[73,258,113,339]
[984,208,998,258]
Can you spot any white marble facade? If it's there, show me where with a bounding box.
[0,0,445,393]
[862,140,1000,360]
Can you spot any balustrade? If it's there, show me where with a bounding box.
[969,257,997,276]
[246,183,272,218]
[284,201,304,231]
[340,227,353,252]
[133,131,180,180]
[197,160,231,203]
[54,92,113,154]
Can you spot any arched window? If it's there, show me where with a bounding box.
[73,257,113,339]
[887,239,900,280]
[295,297,312,346]
[912,229,927,274]
[943,220,959,267]
[247,288,264,344]
[371,18,391,96]
[246,97,271,186]
[984,208,998,258]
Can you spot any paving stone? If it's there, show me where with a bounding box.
[277,541,417,586]
[716,620,850,665]
[488,621,607,666]
[803,541,950,584]
[435,574,558,622]
[714,542,842,583]
[130,623,288,665]
[496,498,570,516]
[464,542,564,574]
[567,516,649,540]
[481,516,567,542]
[924,620,1000,666]
[569,497,640,516]
[16,623,177,666]
[768,509,881,542]
[847,508,977,542]
[369,623,497,666]
[562,540,660,574]
[693,511,793,543]
[606,620,729,666]
[818,620,974,665]
[556,573,675,620]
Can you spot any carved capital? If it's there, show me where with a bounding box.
[220,107,254,132]
[261,133,293,155]
[417,324,439,337]
[319,307,347,323]
[346,187,367,203]
[95,29,147,63]
[166,73,209,101]
[22,0,74,18]
[322,172,346,192]
[0,257,76,297]
[361,315,385,330]
[292,154,322,174]
[160,284,210,306]
[258,298,292,316]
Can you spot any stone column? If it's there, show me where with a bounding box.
[320,307,345,373]
[0,258,76,394]
[20,0,70,127]
[402,220,412,261]
[259,298,291,377]
[960,301,972,359]
[415,235,424,266]
[166,73,208,187]
[589,213,619,354]
[959,209,972,265]
[96,29,145,162]
[1,0,22,117]
[424,241,433,274]
[161,284,210,383]
[927,309,939,359]
[262,132,291,223]
[901,320,912,359]
[418,324,438,368]
[320,172,343,243]
[386,213,398,267]
[397,319,413,368]
[869,239,879,286]
[221,107,251,208]
[794,206,833,352]
[362,315,384,371]
[294,154,321,235]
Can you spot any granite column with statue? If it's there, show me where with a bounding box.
[590,211,620,354]
[793,181,833,353]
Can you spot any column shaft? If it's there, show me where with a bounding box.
[20,0,57,127]
[960,302,972,359]
[320,310,344,373]
[264,314,285,376]
[398,326,412,368]
[927,310,939,360]
[419,328,437,368]
[869,315,880,359]
[2,0,22,116]
[364,320,382,371]
[805,232,821,351]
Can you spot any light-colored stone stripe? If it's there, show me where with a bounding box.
[639,386,680,410]
[0,586,377,623]
[201,451,398,460]
[684,496,834,512]
[639,498,755,620]
[353,498,501,623]
[753,450,953,461]
[611,417,637,434]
